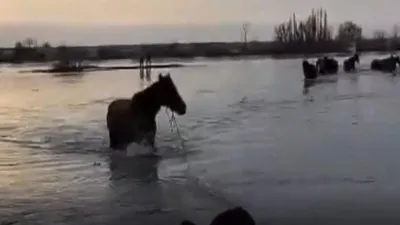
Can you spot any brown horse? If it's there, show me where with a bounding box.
[106,73,186,150]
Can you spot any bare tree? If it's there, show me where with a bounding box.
[42,42,52,49]
[242,23,250,44]
[273,8,332,43]
[373,29,387,40]
[392,25,400,39]
[336,21,362,42]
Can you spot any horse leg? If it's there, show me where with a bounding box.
[109,129,118,149]
[144,131,156,149]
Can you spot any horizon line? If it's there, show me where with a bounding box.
[0,20,396,28]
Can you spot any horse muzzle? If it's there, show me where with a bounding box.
[175,103,187,115]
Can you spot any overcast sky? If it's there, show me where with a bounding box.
[1,0,398,26]
[0,0,397,46]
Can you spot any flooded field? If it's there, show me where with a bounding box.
[1,54,400,225]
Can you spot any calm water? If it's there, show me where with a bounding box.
[2,55,400,225]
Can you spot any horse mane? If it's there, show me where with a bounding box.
[130,80,163,116]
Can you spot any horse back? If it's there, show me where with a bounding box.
[108,99,131,114]
[107,99,131,115]
[107,99,132,127]
[107,98,156,130]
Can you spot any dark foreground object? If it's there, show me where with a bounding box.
[343,53,360,73]
[181,207,256,225]
[370,55,400,73]
[316,56,339,75]
[302,59,318,79]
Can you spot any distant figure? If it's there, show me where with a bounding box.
[302,59,318,80]
[145,54,152,80]
[181,207,256,225]
[145,54,152,70]
[139,56,144,70]
[370,55,400,74]
[343,53,360,73]
[139,68,144,80]
[146,70,152,82]
[316,56,339,75]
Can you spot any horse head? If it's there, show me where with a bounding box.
[156,73,187,115]
[394,55,400,66]
[354,53,360,64]
[302,59,309,67]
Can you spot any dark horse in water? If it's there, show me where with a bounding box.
[316,56,339,75]
[106,73,187,150]
[302,59,318,80]
[343,53,360,73]
[370,55,400,73]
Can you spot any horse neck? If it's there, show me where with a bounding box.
[132,84,162,118]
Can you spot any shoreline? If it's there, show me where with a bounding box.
[23,63,187,74]
[1,38,400,65]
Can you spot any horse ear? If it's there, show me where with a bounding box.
[158,73,163,80]
[166,72,171,77]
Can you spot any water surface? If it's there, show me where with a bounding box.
[1,55,400,225]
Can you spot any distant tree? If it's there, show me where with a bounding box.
[12,41,26,62]
[391,25,400,39]
[373,29,387,40]
[336,21,362,41]
[42,42,52,49]
[242,23,250,44]
[22,38,36,48]
[274,8,332,43]
[14,41,23,49]
[56,45,69,61]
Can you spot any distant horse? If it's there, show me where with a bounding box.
[106,73,187,150]
[302,59,318,80]
[343,53,360,73]
[316,56,339,75]
[370,55,400,73]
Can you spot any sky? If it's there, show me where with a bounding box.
[1,0,399,26]
[0,0,398,46]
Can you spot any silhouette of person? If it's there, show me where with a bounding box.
[139,56,144,72]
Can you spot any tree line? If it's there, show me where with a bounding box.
[273,8,399,44]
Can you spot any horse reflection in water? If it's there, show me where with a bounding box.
[302,75,338,96]
[109,153,160,182]
[105,153,173,224]
[302,79,316,95]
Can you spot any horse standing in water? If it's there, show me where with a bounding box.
[343,53,360,73]
[302,59,318,80]
[106,73,187,150]
[370,55,400,74]
[316,56,339,75]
